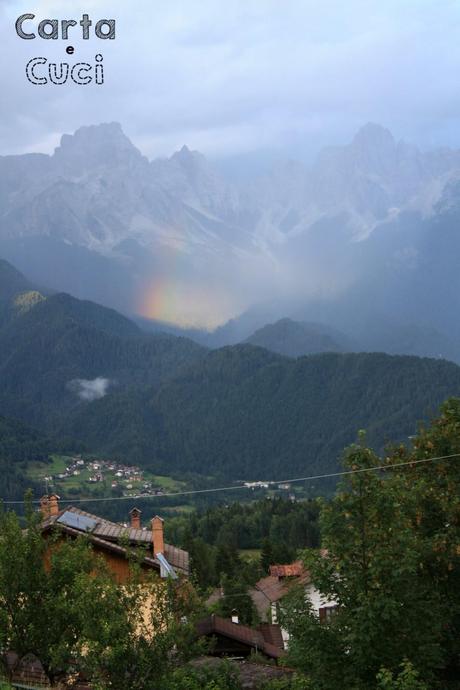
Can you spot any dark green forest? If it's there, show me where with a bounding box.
[2,258,460,490]
[164,497,320,589]
[68,346,460,479]
[0,261,206,428]
[0,416,53,500]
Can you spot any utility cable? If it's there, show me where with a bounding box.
[2,452,459,506]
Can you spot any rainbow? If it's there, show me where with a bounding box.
[138,277,238,330]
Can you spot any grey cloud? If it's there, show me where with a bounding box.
[1,1,460,159]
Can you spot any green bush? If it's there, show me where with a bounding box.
[162,661,240,690]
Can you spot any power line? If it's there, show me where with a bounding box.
[2,452,460,506]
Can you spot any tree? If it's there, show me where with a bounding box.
[0,499,202,689]
[215,575,258,626]
[185,536,217,590]
[260,537,274,574]
[281,400,460,689]
[376,661,428,690]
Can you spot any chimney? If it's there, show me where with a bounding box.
[231,609,239,624]
[151,515,164,556]
[130,507,141,530]
[40,495,50,518]
[49,494,60,517]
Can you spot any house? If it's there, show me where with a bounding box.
[196,614,285,661]
[39,495,189,583]
[250,560,337,645]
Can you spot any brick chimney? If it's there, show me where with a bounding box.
[40,495,50,518]
[49,494,60,517]
[130,507,141,530]
[151,516,164,555]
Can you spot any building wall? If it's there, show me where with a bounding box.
[305,582,338,614]
[43,537,155,584]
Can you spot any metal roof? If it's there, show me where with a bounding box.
[41,505,189,575]
[57,510,98,533]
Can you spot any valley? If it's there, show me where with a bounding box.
[2,258,460,512]
[3,122,460,361]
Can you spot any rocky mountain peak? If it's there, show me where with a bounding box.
[53,122,144,173]
[352,122,395,150]
[171,144,208,171]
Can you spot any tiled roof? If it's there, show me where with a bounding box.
[196,615,285,659]
[269,561,303,578]
[253,563,311,605]
[40,505,189,575]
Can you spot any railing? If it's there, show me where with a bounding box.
[1,674,51,689]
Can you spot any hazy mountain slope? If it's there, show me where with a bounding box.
[0,258,33,299]
[3,121,460,343]
[0,260,207,429]
[245,318,348,357]
[66,347,460,480]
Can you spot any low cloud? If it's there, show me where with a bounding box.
[68,377,112,402]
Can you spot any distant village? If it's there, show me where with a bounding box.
[243,480,297,502]
[42,456,168,497]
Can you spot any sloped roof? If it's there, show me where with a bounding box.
[40,505,189,575]
[254,563,311,604]
[196,615,285,659]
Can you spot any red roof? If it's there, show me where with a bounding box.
[269,561,303,578]
[253,563,311,611]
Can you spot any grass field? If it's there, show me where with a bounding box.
[239,548,262,561]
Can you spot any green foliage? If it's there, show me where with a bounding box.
[214,575,258,626]
[167,498,319,589]
[0,501,201,689]
[162,661,240,690]
[376,661,428,690]
[0,416,55,500]
[259,676,311,690]
[281,398,460,690]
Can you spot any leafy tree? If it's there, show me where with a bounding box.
[376,661,428,690]
[281,398,460,689]
[162,660,240,690]
[215,575,258,626]
[0,498,201,689]
[260,538,274,574]
[215,542,241,581]
[186,536,217,590]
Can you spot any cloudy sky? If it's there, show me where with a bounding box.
[1,0,460,160]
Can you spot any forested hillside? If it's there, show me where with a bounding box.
[0,416,53,500]
[0,260,206,429]
[3,259,460,487]
[67,346,460,479]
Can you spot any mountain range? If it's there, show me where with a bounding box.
[2,121,460,361]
